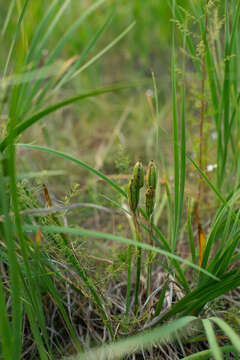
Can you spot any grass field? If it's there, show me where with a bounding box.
[1,0,240,359]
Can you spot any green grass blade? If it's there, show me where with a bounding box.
[33,0,71,60]
[16,143,127,197]
[182,346,235,359]
[36,4,115,106]
[202,319,223,360]
[66,316,196,360]
[47,0,107,65]
[22,223,218,280]
[159,269,239,321]
[171,0,180,252]
[186,153,226,204]
[67,22,135,82]
[20,0,107,116]
[154,276,169,317]
[0,164,15,359]
[0,84,133,152]
[25,0,60,63]
[187,201,196,266]
[178,16,186,254]
[1,0,16,37]
[211,317,240,352]
[3,0,30,78]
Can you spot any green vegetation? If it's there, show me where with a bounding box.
[1,0,240,359]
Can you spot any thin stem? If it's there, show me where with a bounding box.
[125,244,132,318]
[197,0,208,205]
[132,211,142,315]
[146,216,154,302]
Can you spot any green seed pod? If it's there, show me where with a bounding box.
[145,186,155,219]
[128,177,139,212]
[133,161,144,189]
[146,160,157,190]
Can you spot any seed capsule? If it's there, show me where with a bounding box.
[133,161,144,189]
[128,177,139,212]
[146,160,157,190]
[145,186,155,219]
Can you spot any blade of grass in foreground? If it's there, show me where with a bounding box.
[22,223,218,280]
[202,319,223,360]
[0,84,134,152]
[0,164,16,359]
[65,316,196,360]
[210,317,240,352]
[182,346,235,360]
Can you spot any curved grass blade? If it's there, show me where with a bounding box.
[3,0,30,78]
[68,22,135,82]
[160,269,240,322]
[36,4,115,106]
[186,153,226,204]
[22,223,218,280]
[16,143,127,197]
[202,319,223,360]
[0,84,133,152]
[20,0,108,116]
[182,345,235,359]
[210,317,240,352]
[1,0,16,37]
[25,0,60,63]
[66,316,196,360]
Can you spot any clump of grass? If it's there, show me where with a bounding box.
[1,0,240,359]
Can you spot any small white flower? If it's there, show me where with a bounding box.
[145,89,154,98]
[211,132,217,140]
[206,164,217,172]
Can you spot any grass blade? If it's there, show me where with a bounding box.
[16,143,127,197]
[202,319,223,360]
[211,317,240,352]
[22,223,218,280]
[66,316,196,360]
[0,84,133,152]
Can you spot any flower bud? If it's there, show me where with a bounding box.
[128,178,139,212]
[146,160,157,190]
[133,161,144,189]
[145,186,155,219]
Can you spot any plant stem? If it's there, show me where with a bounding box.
[132,211,142,315]
[146,216,153,301]
[125,244,132,318]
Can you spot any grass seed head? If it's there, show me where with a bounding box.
[128,177,139,212]
[133,161,144,189]
[145,185,155,219]
[146,160,157,190]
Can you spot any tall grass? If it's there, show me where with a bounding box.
[0,0,240,359]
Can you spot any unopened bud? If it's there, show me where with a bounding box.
[128,178,139,212]
[133,161,144,189]
[146,186,155,219]
[146,160,157,190]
